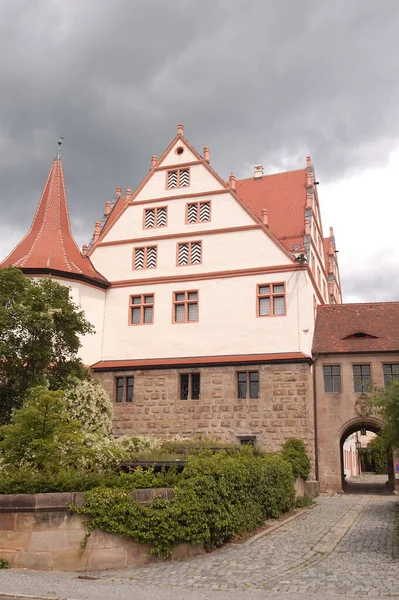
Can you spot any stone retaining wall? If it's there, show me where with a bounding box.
[0,488,203,571]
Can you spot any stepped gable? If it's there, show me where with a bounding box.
[235,168,307,251]
[0,154,108,288]
[313,302,399,354]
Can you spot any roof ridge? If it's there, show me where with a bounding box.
[318,302,399,308]
[235,168,307,183]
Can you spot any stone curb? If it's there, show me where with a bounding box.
[0,595,71,600]
[243,504,317,546]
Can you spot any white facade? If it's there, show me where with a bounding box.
[86,133,320,364]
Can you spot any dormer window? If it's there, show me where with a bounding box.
[343,332,378,340]
[167,168,190,189]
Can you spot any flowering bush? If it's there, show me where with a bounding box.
[63,378,113,436]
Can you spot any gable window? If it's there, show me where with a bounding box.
[130,294,154,325]
[133,246,157,269]
[353,364,371,393]
[186,201,211,223]
[323,365,341,393]
[179,373,200,400]
[257,283,286,316]
[173,290,198,323]
[115,376,134,402]
[144,207,167,229]
[177,241,202,265]
[237,371,259,399]
[167,168,190,189]
[383,364,399,385]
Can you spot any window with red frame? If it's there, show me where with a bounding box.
[167,168,190,189]
[133,246,157,269]
[173,290,198,323]
[130,294,154,325]
[257,284,286,316]
[186,201,211,223]
[177,241,202,265]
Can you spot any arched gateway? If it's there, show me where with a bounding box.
[313,303,399,493]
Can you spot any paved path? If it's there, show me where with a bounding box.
[0,494,398,600]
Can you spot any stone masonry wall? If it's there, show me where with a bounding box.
[0,489,203,571]
[94,362,316,478]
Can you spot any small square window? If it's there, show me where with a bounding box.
[173,290,199,323]
[323,365,341,393]
[129,294,154,325]
[353,365,371,393]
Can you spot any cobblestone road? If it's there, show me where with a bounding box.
[0,493,398,600]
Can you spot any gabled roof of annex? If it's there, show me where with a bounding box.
[313,302,399,354]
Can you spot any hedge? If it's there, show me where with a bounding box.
[71,448,296,558]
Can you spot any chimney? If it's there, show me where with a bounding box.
[261,208,268,227]
[93,221,101,242]
[229,172,236,191]
[82,244,88,257]
[254,165,264,180]
[203,146,210,163]
[177,124,184,135]
[104,201,111,217]
[151,155,157,168]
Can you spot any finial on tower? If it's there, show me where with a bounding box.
[261,208,269,227]
[57,137,65,158]
[229,172,236,191]
[151,155,157,168]
[177,124,184,135]
[203,146,210,163]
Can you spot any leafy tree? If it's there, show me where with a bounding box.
[369,381,399,449]
[0,386,84,471]
[0,267,92,423]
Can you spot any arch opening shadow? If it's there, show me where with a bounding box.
[340,418,393,494]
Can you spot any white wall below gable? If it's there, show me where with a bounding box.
[101,269,314,362]
[50,278,106,366]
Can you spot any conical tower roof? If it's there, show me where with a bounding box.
[0,153,108,288]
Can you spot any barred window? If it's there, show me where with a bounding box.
[144,206,167,229]
[186,201,211,223]
[173,290,198,323]
[167,168,190,189]
[257,283,286,316]
[353,364,371,393]
[323,365,341,393]
[115,377,134,403]
[130,294,154,325]
[133,246,157,269]
[179,373,200,400]
[237,371,259,399]
[383,364,399,385]
[177,241,202,265]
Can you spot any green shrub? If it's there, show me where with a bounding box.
[295,494,314,509]
[71,448,295,558]
[0,466,181,495]
[281,438,311,480]
[0,558,9,569]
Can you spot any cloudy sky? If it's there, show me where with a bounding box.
[0,0,398,302]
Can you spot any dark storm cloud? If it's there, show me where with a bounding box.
[1,0,399,267]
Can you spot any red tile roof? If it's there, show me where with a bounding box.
[313,303,399,354]
[235,169,307,251]
[0,157,108,287]
[91,352,311,370]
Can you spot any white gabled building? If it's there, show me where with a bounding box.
[1,125,341,465]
